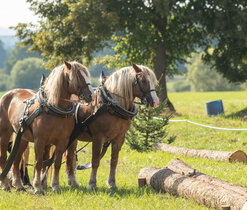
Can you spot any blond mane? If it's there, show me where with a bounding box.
[43,61,90,106]
[104,65,158,109]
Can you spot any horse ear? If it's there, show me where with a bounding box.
[100,71,106,84]
[64,60,72,70]
[40,74,46,87]
[132,63,142,73]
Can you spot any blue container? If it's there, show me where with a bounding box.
[205,100,224,116]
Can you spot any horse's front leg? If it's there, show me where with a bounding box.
[107,137,125,190]
[41,144,52,190]
[11,139,28,191]
[33,139,45,195]
[65,140,80,187]
[51,147,64,194]
[88,137,104,190]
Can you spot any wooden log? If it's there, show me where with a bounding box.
[153,143,247,163]
[166,158,247,198]
[138,166,247,210]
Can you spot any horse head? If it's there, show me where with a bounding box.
[64,60,95,103]
[132,63,159,108]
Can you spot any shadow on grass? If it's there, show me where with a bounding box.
[59,185,156,198]
[225,106,247,119]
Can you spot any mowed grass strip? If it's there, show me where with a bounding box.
[1,91,247,209]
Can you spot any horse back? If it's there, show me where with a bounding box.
[0,89,36,132]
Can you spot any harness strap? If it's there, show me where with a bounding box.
[0,105,43,181]
[41,104,109,174]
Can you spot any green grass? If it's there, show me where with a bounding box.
[1,91,247,209]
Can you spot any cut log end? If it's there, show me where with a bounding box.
[221,206,230,210]
[229,150,247,163]
[138,178,147,188]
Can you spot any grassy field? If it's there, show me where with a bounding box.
[1,91,247,209]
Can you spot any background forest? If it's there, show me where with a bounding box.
[1,35,247,93]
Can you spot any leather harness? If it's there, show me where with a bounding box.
[0,72,153,180]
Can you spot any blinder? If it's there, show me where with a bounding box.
[65,74,92,103]
[77,82,92,103]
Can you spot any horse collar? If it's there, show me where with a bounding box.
[37,90,76,118]
[99,86,138,120]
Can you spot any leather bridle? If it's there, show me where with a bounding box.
[133,74,156,107]
[77,82,92,102]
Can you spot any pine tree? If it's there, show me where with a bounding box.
[126,101,171,152]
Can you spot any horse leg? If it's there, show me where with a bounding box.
[107,137,125,190]
[88,137,104,190]
[51,148,64,194]
[41,144,52,190]
[21,144,32,187]
[11,139,28,191]
[0,130,12,191]
[33,140,45,195]
[65,140,80,187]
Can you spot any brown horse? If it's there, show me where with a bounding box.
[0,61,95,194]
[65,64,159,190]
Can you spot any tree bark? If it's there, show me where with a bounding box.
[138,166,247,210]
[154,45,175,111]
[153,143,247,163]
[153,16,175,112]
[166,158,247,198]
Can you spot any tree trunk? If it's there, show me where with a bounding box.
[138,166,247,210]
[153,16,175,112]
[166,158,247,198]
[153,143,247,163]
[154,45,175,111]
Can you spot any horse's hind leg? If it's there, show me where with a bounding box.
[107,137,125,190]
[65,140,80,187]
[11,139,28,191]
[0,128,13,191]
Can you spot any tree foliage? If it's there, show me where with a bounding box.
[187,53,242,92]
[0,40,7,69]
[3,45,40,74]
[14,0,247,106]
[8,57,49,90]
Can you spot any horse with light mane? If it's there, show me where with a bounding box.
[65,63,159,190]
[0,61,95,194]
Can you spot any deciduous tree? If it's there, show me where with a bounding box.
[14,0,247,110]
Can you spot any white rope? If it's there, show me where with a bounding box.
[153,117,247,131]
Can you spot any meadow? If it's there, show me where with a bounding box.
[0,91,247,209]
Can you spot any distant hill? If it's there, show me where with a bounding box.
[0,27,15,36]
[0,35,17,50]
[0,27,17,50]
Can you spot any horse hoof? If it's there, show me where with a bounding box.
[88,184,98,191]
[107,182,118,190]
[3,186,11,192]
[16,187,26,192]
[53,186,61,194]
[69,181,80,188]
[34,189,45,195]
